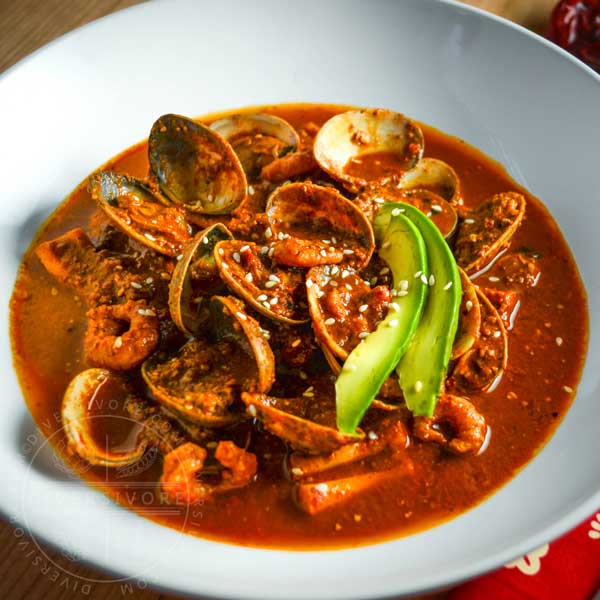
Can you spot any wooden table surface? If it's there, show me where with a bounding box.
[0,0,558,599]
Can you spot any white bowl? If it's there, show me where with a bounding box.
[1,0,599,598]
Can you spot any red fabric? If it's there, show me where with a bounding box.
[449,510,600,600]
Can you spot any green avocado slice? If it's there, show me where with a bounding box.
[376,202,462,417]
[335,212,428,434]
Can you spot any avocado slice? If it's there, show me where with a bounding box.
[336,212,428,434]
[376,202,462,417]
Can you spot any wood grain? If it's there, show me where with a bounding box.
[0,0,557,598]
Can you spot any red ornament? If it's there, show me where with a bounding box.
[548,0,600,72]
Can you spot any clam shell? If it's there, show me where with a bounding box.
[62,369,147,467]
[148,114,247,214]
[397,158,462,206]
[168,224,233,335]
[313,108,424,190]
[266,182,375,268]
[88,171,191,257]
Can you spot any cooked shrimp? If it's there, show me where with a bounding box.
[85,300,159,370]
[160,441,257,504]
[412,394,487,455]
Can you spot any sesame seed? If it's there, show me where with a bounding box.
[263,301,271,309]
[397,290,409,297]
[493,330,501,338]
[431,204,442,213]
[345,284,352,291]
[218,247,225,256]
[240,244,250,252]
[488,276,500,282]
[144,232,156,241]
[265,280,277,289]
[176,254,183,261]
[429,274,435,286]
[358,304,368,313]
[420,274,429,285]
[291,467,303,476]
[248,185,255,195]
[113,336,123,349]
[257,294,268,302]
[388,319,399,327]
[358,332,370,339]
[343,248,355,255]
[341,269,350,278]
[265,227,273,238]
[137,308,156,317]
[248,404,257,417]
[260,246,269,254]
[391,207,403,216]
[563,385,573,393]
[325,317,336,326]
[202,236,209,244]
[236,311,247,320]
[381,241,391,249]
[329,281,338,287]
[415,380,423,392]
[291,339,301,348]
[465,300,474,312]
[233,252,241,263]
[130,281,142,289]
[331,237,338,244]
[322,239,331,244]
[464,218,475,224]
[331,266,339,275]
[245,273,254,283]
[269,274,281,283]
[270,297,278,305]
[314,483,329,493]
[277,231,286,241]
[373,197,385,204]
[370,277,378,286]
[556,337,563,346]
[306,279,313,288]
[268,247,275,258]
[299,371,308,380]
[399,280,409,290]
[221,262,229,269]
[320,249,327,257]
[368,431,379,441]
[443,281,453,290]
[390,302,400,312]
[414,271,422,278]
[379,267,390,275]
[316,290,325,298]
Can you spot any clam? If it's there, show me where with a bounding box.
[210,113,300,178]
[306,265,391,361]
[241,391,362,454]
[142,296,275,427]
[454,191,526,275]
[397,158,462,206]
[148,114,247,214]
[266,182,375,268]
[451,268,482,360]
[313,108,424,190]
[450,288,508,392]
[168,224,233,335]
[88,171,191,257]
[214,240,309,324]
[62,369,147,467]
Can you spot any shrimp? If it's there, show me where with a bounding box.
[160,441,257,504]
[85,300,159,370]
[412,394,487,455]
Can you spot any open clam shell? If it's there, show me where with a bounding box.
[214,240,309,324]
[454,191,526,275]
[88,171,191,257]
[451,268,482,360]
[62,369,147,467]
[313,109,424,190]
[210,113,299,178]
[142,296,275,427]
[450,287,508,392]
[306,265,391,361]
[241,392,362,454]
[168,224,233,335]
[148,114,247,214]
[397,158,462,207]
[266,182,375,268]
